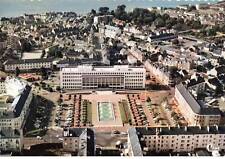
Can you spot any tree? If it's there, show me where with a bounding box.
[115,5,127,21]
[172,39,179,45]
[98,7,109,15]
[21,39,32,52]
[40,67,48,80]
[56,86,61,91]
[91,9,96,15]
[147,97,151,103]
[15,67,20,77]
[154,17,166,27]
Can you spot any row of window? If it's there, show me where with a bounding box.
[62,72,144,75]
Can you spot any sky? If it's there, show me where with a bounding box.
[0,0,221,17]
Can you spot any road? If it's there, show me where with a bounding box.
[23,128,63,150]
[95,132,127,148]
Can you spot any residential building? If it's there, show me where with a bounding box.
[63,128,95,156]
[131,126,225,154]
[147,33,177,43]
[4,58,53,71]
[144,60,176,86]
[175,83,221,126]
[127,128,143,156]
[0,78,6,94]
[129,47,143,62]
[93,15,113,25]
[0,77,33,152]
[60,65,146,90]
[99,25,121,39]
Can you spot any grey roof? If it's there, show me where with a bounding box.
[63,128,86,137]
[0,85,32,119]
[135,126,225,136]
[14,85,32,118]
[176,83,221,115]
[128,128,143,156]
[5,58,53,65]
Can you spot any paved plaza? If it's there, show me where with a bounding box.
[82,91,126,127]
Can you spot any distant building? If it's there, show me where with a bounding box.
[147,33,177,43]
[132,126,225,154]
[129,47,143,62]
[4,58,53,72]
[177,5,189,10]
[99,25,121,39]
[60,65,146,90]
[93,15,113,25]
[175,83,221,126]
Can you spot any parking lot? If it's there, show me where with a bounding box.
[54,94,75,128]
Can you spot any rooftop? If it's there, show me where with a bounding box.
[63,128,86,137]
[176,83,221,115]
[135,126,225,136]
[5,58,54,65]
[62,65,146,73]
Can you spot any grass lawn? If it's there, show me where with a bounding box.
[87,101,92,124]
[25,128,47,137]
[119,100,132,124]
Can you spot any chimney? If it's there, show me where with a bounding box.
[215,125,219,131]
[156,128,159,135]
[160,127,162,133]
[207,126,210,132]
[63,128,69,137]
[185,126,187,132]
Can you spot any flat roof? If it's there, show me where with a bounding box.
[5,58,53,65]
[135,126,225,136]
[62,65,146,73]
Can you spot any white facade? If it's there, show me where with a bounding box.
[175,84,221,126]
[0,134,22,152]
[4,59,52,71]
[130,47,143,62]
[99,25,121,39]
[0,77,33,152]
[60,65,146,90]
[135,126,225,153]
[0,80,6,94]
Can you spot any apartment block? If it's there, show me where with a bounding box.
[175,83,221,126]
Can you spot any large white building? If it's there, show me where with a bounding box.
[128,126,225,155]
[60,65,146,90]
[0,77,33,152]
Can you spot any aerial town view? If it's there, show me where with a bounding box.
[1,0,225,157]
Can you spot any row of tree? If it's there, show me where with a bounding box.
[95,5,203,31]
